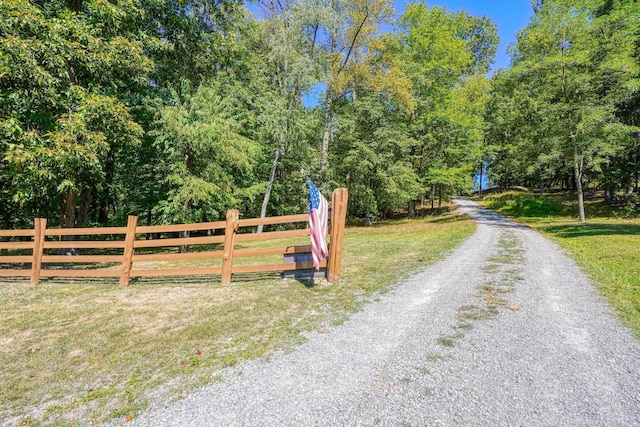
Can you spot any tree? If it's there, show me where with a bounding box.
[310,0,393,171]
[153,82,260,229]
[394,3,498,202]
[248,0,321,231]
[142,0,245,89]
[332,91,420,221]
[485,70,557,193]
[0,0,249,229]
[508,0,639,221]
[0,0,149,229]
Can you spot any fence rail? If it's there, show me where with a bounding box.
[0,188,348,286]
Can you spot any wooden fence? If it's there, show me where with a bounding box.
[0,188,348,286]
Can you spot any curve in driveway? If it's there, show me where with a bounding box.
[123,198,640,427]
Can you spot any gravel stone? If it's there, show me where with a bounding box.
[117,198,640,426]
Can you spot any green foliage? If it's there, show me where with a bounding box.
[393,3,497,201]
[3,0,638,229]
[0,0,496,227]
[487,0,640,219]
[143,0,246,88]
[485,195,564,217]
[0,0,251,227]
[613,202,639,219]
[246,3,322,220]
[332,91,420,218]
[0,0,151,226]
[153,82,260,223]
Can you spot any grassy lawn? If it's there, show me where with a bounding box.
[0,211,475,426]
[475,190,640,339]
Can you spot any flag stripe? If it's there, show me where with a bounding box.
[308,178,329,271]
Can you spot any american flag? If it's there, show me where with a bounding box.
[307,178,329,271]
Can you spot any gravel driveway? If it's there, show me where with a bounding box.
[124,198,640,426]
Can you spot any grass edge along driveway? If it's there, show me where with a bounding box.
[1,210,475,426]
[475,190,640,341]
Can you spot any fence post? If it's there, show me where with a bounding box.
[120,215,138,287]
[327,188,348,283]
[221,209,239,285]
[30,218,47,285]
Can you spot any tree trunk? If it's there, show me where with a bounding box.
[625,182,635,200]
[1,217,8,256]
[635,147,639,192]
[66,0,83,12]
[430,185,435,210]
[146,208,154,240]
[365,205,371,227]
[61,191,76,231]
[321,87,333,171]
[77,187,92,228]
[604,187,614,204]
[258,136,283,234]
[91,191,99,224]
[573,153,586,223]
[178,230,190,253]
[59,190,77,254]
[99,148,116,226]
[408,200,416,218]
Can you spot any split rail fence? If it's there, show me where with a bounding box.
[0,188,348,286]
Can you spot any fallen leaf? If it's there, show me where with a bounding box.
[510,305,520,311]
[126,414,132,422]
[317,328,326,334]
[196,349,202,356]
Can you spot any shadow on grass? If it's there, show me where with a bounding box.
[230,272,321,288]
[2,270,326,288]
[541,223,640,238]
[428,214,471,224]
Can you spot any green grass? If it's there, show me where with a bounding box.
[0,211,475,426]
[476,190,640,339]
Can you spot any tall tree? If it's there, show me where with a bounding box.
[395,3,498,202]
[153,81,260,233]
[485,70,556,192]
[142,0,244,88]
[333,91,420,221]
[0,0,149,229]
[249,0,320,231]
[310,0,393,171]
[508,0,639,221]
[1,0,248,228]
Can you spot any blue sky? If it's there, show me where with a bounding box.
[395,1,534,72]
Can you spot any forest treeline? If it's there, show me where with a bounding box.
[1,0,638,229]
